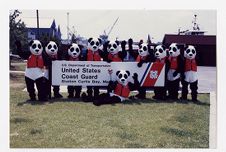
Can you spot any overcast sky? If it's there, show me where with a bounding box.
[17,10,216,43]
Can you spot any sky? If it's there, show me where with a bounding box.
[17,10,216,43]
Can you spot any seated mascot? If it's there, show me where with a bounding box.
[93,70,139,106]
[15,40,48,101]
[65,43,83,98]
[43,41,63,99]
[181,45,199,103]
[82,37,105,102]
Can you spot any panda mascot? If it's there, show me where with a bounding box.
[93,70,139,106]
[15,40,48,101]
[181,45,199,102]
[105,40,127,62]
[135,42,155,99]
[152,45,169,100]
[82,37,105,101]
[43,41,63,99]
[167,43,184,100]
[65,43,83,98]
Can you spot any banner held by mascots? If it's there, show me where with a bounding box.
[52,61,165,87]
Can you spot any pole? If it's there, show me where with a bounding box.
[36,10,40,39]
[67,12,69,43]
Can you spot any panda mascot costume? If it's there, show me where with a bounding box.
[65,43,83,98]
[82,37,105,101]
[43,41,63,99]
[135,42,155,99]
[105,40,127,62]
[167,43,184,100]
[181,45,199,102]
[93,70,139,106]
[152,45,169,100]
[15,40,48,101]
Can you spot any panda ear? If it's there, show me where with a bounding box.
[88,38,93,43]
[29,40,34,46]
[115,40,120,46]
[98,38,102,44]
[78,44,83,51]
[116,71,120,76]
[162,45,166,50]
[126,71,130,76]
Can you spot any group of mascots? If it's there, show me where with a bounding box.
[15,37,199,106]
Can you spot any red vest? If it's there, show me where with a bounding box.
[69,56,79,61]
[185,59,197,72]
[27,54,44,68]
[108,53,122,62]
[169,56,178,70]
[136,55,147,62]
[87,49,101,61]
[114,83,130,98]
[156,57,167,64]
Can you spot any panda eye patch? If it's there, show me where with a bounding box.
[53,45,57,49]
[192,49,195,54]
[96,42,99,46]
[159,49,163,53]
[90,41,95,46]
[124,74,128,79]
[173,47,177,52]
[48,45,52,49]
[70,47,74,52]
[186,49,190,54]
[108,44,112,48]
[32,44,36,49]
[143,46,147,51]
[38,44,41,49]
[118,74,122,79]
[76,48,80,53]
[113,44,117,48]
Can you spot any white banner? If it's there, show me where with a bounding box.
[52,61,165,87]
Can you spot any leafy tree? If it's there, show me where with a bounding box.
[9,10,28,54]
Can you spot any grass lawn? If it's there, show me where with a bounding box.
[10,73,210,148]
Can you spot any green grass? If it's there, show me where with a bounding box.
[10,73,210,148]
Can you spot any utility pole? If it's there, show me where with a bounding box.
[67,12,69,43]
[36,10,40,39]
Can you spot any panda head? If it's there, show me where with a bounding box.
[68,43,81,58]
[107,41,120,55]
[154,45,167,59]
[87,37,102,52]
[169,43,181,57]
[138,43,149,57]
[184,45,196,59]
[45,41,58,56]
[116,70,130,86]
[29,40,43,55]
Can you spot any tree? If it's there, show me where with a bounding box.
[9,10,28,54]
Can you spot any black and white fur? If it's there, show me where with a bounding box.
[181,45,198,101]
[15,40,47,101]
[152,45,169,100]
[104,40,127,62]
[93,70,139,106]
[135,43,155,99]
[82,37,105,102]
[66,43,83,99]
[43,41,63,99]
[167,43,184,100]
